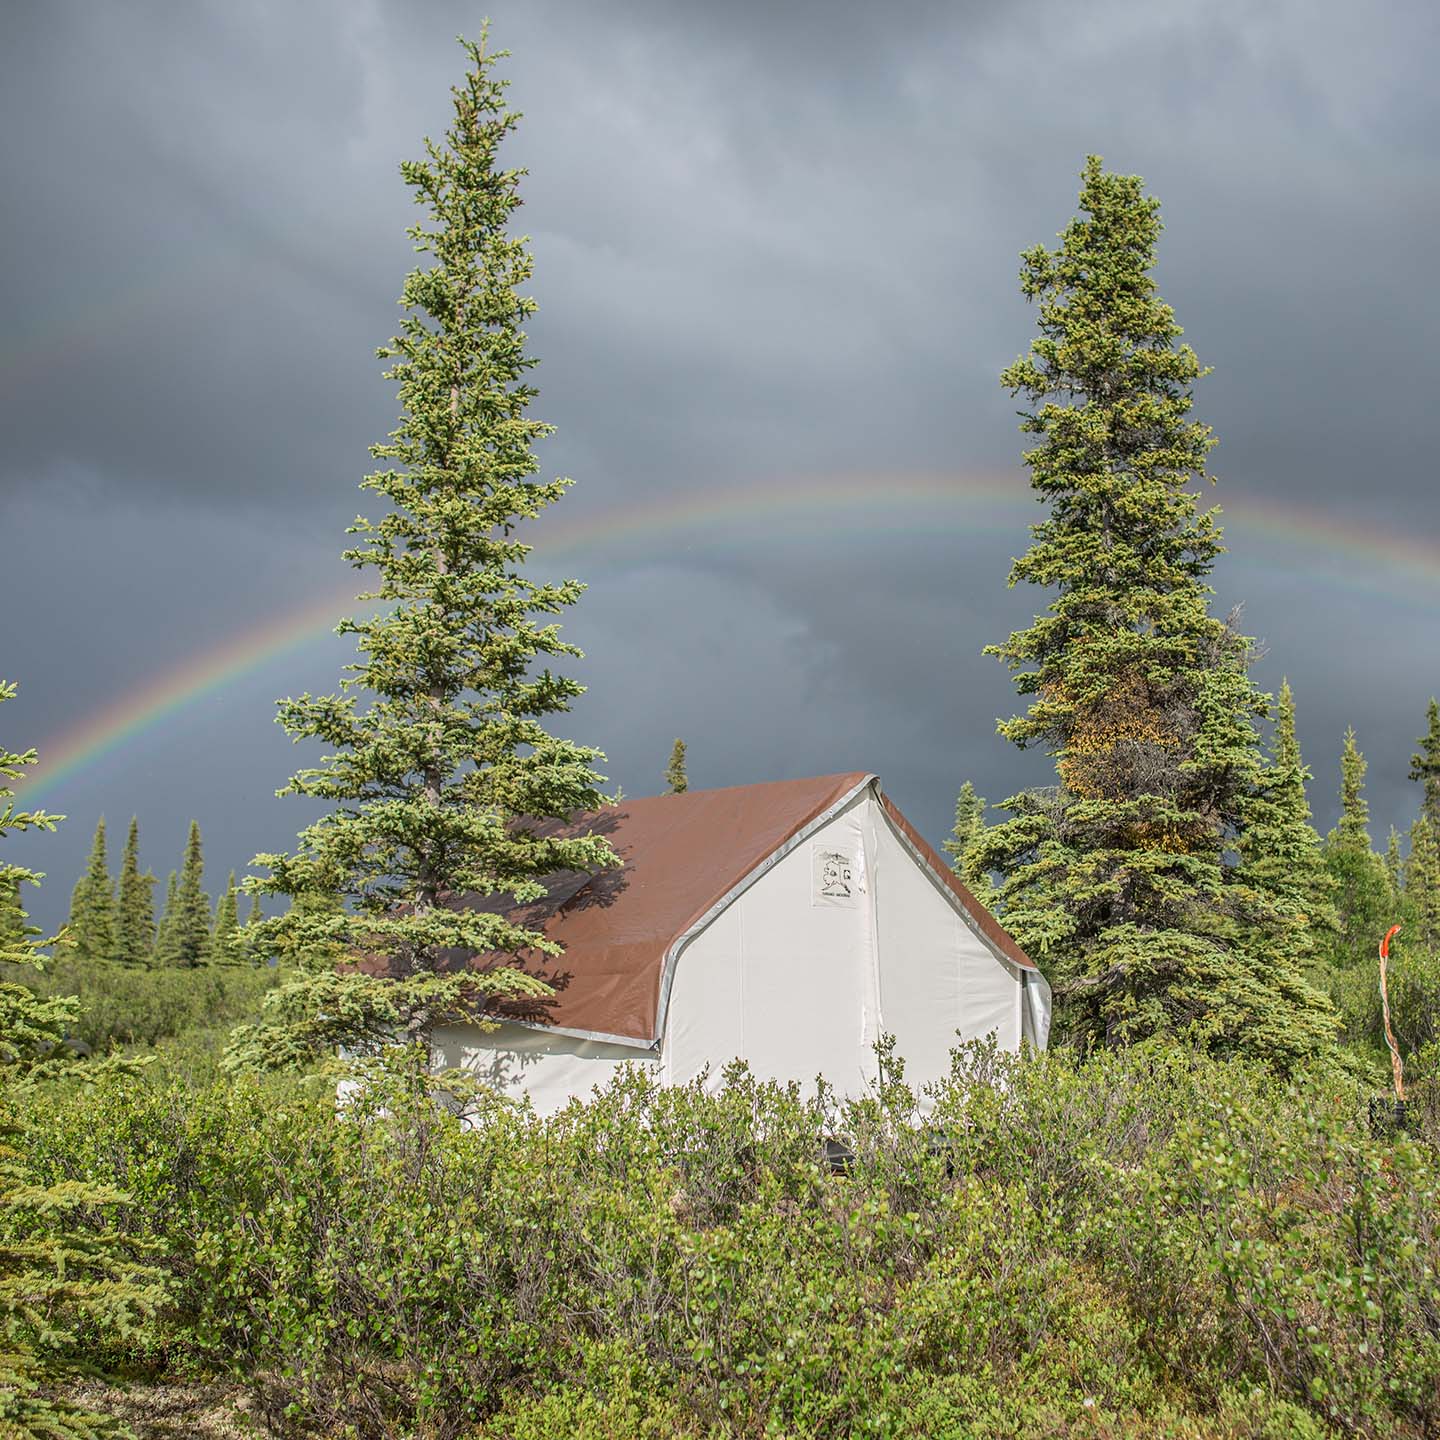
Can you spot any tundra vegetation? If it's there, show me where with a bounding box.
[4,31,1439,1440]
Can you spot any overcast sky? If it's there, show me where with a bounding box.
[3,0,1437,933]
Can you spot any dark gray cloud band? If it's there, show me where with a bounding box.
[3,0,1436,930]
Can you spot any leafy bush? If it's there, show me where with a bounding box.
[18,1044,1440,1439]
[26,957,281,1060]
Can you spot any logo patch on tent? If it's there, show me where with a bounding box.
[812,846,860,906]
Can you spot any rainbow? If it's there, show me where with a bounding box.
[19,471,1439,799]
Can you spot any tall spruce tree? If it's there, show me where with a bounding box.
[1409,698,1440,831]
[1333,728,1372,848]
[975,157,1337,1067]
[166,820,212,967]
[227,33,615,1070]
[114,815,156,968]
[1406,699,1440,947]
[1407,817,1440,952]
[0,684,69,1053]
[1385,827,1405,895]
[1404,739,1440,955]
[152,869,179,966]
[1236,679,1337,964]
[64,816,115,966]
[1323,729,1394,970]
[943,781,985,869]
[1,682,163,1438]
[665,738,689,794]
[943,780,996,905]
[211,871,241,965]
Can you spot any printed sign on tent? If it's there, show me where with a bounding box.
[812,845,862,907]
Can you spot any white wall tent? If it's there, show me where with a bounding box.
[432,773,1050,1115]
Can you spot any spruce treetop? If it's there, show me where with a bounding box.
[944,780,995,905]
[1385,827,1404,893]
[115,816,156,968]
[1273,679,1303,777]
[168,819,212,967]
[943,781,985,868]
[1407,816,1440,951]
[65,816,115,967]
[1409,697,1440,830]
[211,871,241,965]
[1322,728,1393,973]
[1332,727,1372,851]
[989,154,1224,756]
[232,32,615,1067]
[665,739,689,795]
[153,869,179,967]
[1237,677,1337,944]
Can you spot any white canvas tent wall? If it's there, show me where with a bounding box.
[432,774,1050,1115]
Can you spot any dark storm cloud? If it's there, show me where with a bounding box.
[2,0,1437,931]
[5,0,1437,507]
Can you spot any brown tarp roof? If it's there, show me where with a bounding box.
[434,772,1034,1046]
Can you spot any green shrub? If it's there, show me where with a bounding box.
[26,957,281,1059]
[470,1341,711,1439]
[16,1044,1440,1439]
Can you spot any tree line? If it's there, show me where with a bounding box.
[0,816,258,970]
